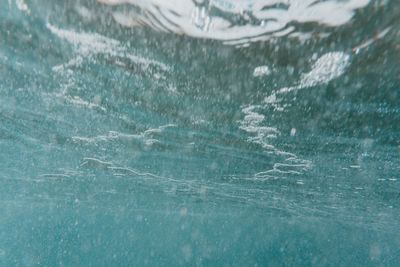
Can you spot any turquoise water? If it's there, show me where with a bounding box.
[1,0,400,265]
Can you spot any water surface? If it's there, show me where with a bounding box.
[1,0,400,265]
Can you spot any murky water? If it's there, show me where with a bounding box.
[1,0,399,265]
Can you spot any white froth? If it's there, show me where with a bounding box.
[72,124,176,145]
[253,65,271,77]
[263,51,351,102]
[46,23,170,71]
[300,52,350,88]
[112,11,140,27]
[97,0,371,44]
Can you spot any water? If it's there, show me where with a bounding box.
[1,0,400,265]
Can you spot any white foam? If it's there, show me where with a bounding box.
[46,23,121,57]
[72,124,176,145]
[238,104,280,151]
[253,65,271,77]
[97,0,371,44]
[263,51,351,103]
[47,23,171,72]
[239,101,312,179]
[112,11,140,27]
[300,52,350,88]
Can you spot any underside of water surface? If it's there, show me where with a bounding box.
[0,0,400,265]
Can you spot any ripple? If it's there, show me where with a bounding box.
[97,0,371,45]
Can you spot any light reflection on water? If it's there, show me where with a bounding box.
[98,0,371,45]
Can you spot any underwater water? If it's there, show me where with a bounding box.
[1,0,400,265]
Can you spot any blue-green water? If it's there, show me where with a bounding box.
[1,0,400,265]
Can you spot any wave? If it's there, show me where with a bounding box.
[96,0,371,45]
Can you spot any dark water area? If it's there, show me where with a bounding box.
[0,0,400,265]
